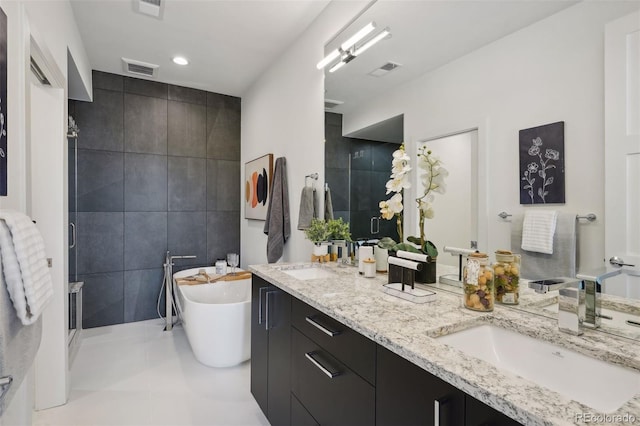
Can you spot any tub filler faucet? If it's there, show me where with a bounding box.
[163,251,196,331]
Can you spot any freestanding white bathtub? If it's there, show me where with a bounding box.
[173,266,251,368]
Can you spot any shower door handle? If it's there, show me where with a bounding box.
[69,222,76,249]
[370,216,380,235]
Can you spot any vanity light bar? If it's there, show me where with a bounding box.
[354,28,391,57]
[317,22,376,70]
[328,60,347,73]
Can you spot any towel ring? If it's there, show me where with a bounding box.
[305,173,318,188]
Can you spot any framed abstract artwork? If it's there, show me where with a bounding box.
[519,121,565,204]
[245,153,273,220]
[0,7,7,196]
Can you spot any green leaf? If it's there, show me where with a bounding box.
[393,243,421,253]
[406,235,422,245]
[423,240,438,259]
[377,237,397,250]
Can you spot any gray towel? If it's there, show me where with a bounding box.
[297,186,317,230]
[0,269,42,415]
[510,212,578,280]
[264,157,290,263]
[324,187,334,220]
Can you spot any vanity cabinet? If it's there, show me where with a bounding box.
[250,276,291,426]
[251,274,522,426]
[377,344,521,426]
[290,298,376,426]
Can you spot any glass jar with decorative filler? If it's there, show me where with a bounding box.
[493,250,521,305]
[463,252,494,312]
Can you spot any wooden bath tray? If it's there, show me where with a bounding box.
[176,271,252,286]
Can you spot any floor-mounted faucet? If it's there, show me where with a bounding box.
[163,251,196,331]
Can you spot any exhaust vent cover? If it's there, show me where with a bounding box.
[324,99,344,110]
[135,0,165,19]
[369,61,401,77]
[122,57,159,78]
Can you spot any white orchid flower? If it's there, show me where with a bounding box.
[388,193,403,214]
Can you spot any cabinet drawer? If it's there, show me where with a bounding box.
[291,328,375,426]
[291,298,376,385]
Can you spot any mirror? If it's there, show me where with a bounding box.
[323,0,640,340]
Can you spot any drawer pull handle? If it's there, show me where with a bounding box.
[434,397,451,426]
[258,287,268,325]
[305,351,341,379]
[305,315,341,337]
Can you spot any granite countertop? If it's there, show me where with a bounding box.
[249,262,640,426]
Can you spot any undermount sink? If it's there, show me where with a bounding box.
[436,324,640,412]
[278,266,336,281]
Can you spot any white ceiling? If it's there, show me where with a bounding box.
[325,0,578,115]
[70,0,330,97]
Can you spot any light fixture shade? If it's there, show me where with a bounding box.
[354,28,390,57]
[316,49,339,70]
[340,22,376,51]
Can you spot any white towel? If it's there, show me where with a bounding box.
[521,210,558,254]
[0,210,54,325]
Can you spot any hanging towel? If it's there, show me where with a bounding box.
[297,186,317,230]
[324,186,334,220]
[0,210,54,325]
[521,209,558,254]
[264,158,291,263]
[511,212,578,280]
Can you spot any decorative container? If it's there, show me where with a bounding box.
[363,258,376,278]
[493,250,521,305]
[463,252,494,312]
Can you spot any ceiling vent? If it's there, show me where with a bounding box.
[368,61,402,77]
[324,99,344,110]
[122,57,159,78]
[135,0,165,19]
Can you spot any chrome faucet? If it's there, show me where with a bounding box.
[576,265,640,331]
[529,278,585,335]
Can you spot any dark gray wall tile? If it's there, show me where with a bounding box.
[124,268,164,323]
[124,212,167,270]
[168,212,207,267]
[124,93,168,155]
[77,149,124,212]
[168,101,206,157]
[75,89,123,152]
[325,168,349,212]
[372,143,398,172]
[124,153,167,212]
[168,157,206,211]
[93,70,124,92]
[168,85,206,105]
[207,211,240,264]
[77,212,124,274]
[350,170,372,211]
[206,93,240,160]
[124,77,168,99]
[325,112,350,170]
[207,159,240,211]
[350,140,373,171]
[80,271,124,328]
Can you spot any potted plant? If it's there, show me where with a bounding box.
[304,218,331,257]
[378,144,448,283]
[327,218,351,261]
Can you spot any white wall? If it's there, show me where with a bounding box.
[342,2,640,270]
[241,1,370,267]
[0,0,91,422]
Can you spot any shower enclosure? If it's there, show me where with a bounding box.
[67,115,83,363]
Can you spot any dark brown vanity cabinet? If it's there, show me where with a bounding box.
[290,299,376,426]
[251,275,522,426]
[250,276,291,426]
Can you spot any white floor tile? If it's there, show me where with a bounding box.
[33,319,269,426]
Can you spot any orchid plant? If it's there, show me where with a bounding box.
[378,144,448,260]
[379,144,411,242]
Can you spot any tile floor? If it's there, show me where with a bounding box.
[33,319,269,426]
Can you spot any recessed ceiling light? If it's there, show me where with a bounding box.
[172,56,189,66]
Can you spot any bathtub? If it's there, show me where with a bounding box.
[173,266,251,368]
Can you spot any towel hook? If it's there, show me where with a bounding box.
[498,211,512,219]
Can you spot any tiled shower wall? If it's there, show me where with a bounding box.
[70,71,240,328]
[324,112,398,241]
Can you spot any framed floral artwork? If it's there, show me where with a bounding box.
[519,121,565,204]
[0,6,7,196]
[244,153,273,220]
